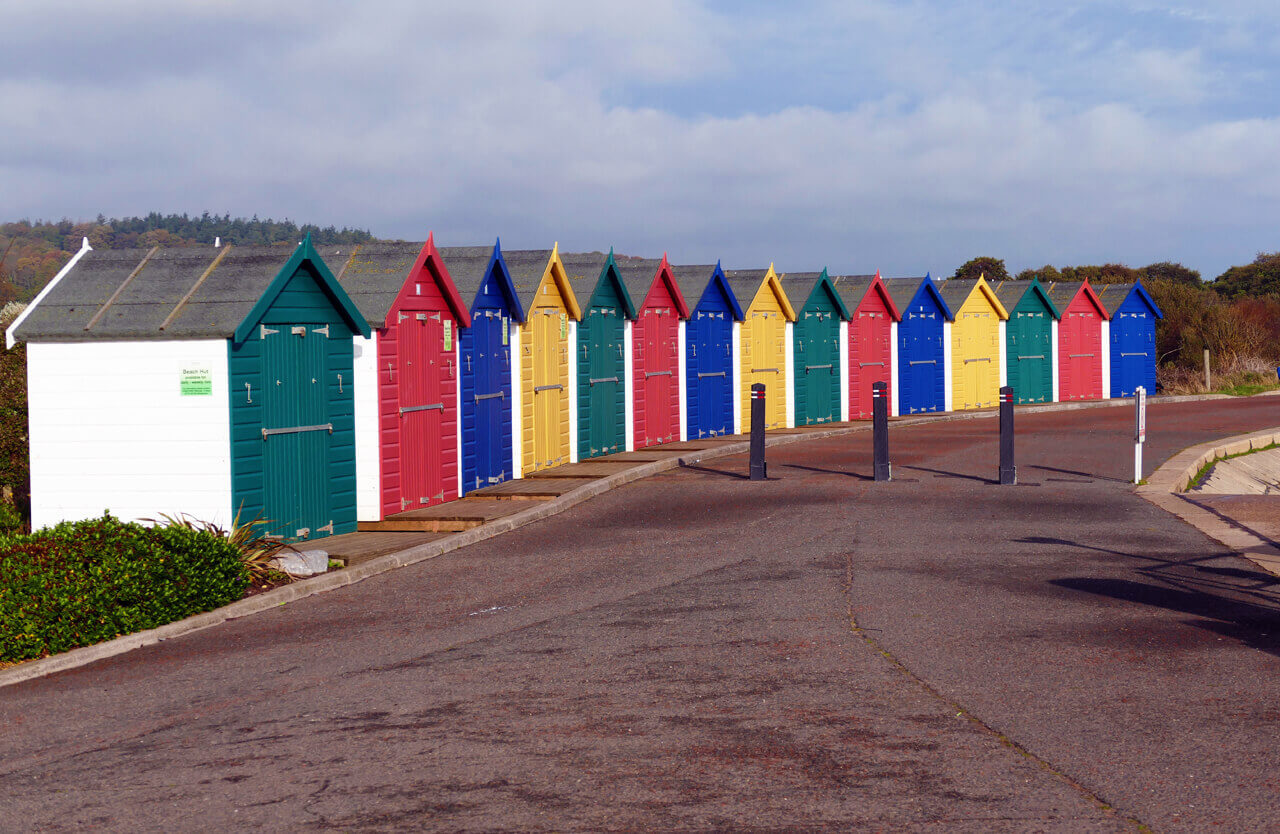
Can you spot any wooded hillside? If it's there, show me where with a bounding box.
[0,213,373,303]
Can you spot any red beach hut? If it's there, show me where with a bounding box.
[831,271,901,419]
[337,235,471,521]
[1046,280,1109,402]
[616,254,690,448]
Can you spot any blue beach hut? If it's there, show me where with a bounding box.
[679,262,743,438]
[442,242,523,494]
[1096,282,1162,397]
[884,275,953,415]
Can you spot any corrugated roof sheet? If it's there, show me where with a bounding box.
[502,249,555,310]
[936,278,982,312]
[1094,282,1137,315]
[880,277,932,311]
[14,243,352,341]
[723,269,770,307]
[1045,281,1085,309]
[559,252,613,306]
[331,241,423,326]
[613,256,663,308]
[827,273,878,310]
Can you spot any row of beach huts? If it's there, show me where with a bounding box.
[6,236,1162,541]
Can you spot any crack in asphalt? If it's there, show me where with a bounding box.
[839,545,1156,834]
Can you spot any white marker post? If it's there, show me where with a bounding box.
[1134,386,1146,484]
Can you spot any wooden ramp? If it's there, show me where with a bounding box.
[526,460,639,479]
[358,499,544,532]
[466,478,597,499]
[320,531,451,567]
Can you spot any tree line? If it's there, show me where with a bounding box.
[953,255,1280,392]
[0,213,373,303]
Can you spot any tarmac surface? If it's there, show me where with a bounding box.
[2,396,1278,832]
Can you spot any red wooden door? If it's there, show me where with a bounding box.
[1059,309,1101,401]
[849,302,891,420]
[397,312,454,510]
[638,306,679,446]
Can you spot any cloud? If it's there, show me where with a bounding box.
[1,1,1279,280]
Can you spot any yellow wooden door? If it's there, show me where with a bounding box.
[524,308,568,472]
[741,309,786,430]
[953,308,998,410]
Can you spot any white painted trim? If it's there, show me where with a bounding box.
[998,319,1008,388]
[943,320,954,412]
[7,237,92,349]
[455,337,463,498]
[623,319,635,451]
[567,319,579,464]
[1051,319,1060,402]
[838,320,849,422]
[731,320,742,435]
[889,321,900,417]
[511,322,523,479]
[677,319,688,441]
[1100,319,1111,399]
[353,333,382,521]
[784,320,795,428]
[28,340,232,530]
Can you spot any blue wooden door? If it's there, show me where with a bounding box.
[899,310,944,414]
[1111,307,1154,396]
[462,307,511,493]
[689,309,732,437]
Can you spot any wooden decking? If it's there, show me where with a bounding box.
[321,531,451,567]
[467,477,597,499]
[358,499,542,533]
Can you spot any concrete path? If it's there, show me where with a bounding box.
[1,397,1278,831]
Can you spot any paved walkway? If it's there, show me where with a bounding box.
[1,397,1278,831]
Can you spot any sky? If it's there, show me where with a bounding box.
[3,1,1279,280]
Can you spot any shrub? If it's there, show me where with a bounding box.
[0,302,28,528]
[0,513,249,662]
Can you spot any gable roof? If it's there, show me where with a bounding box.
[560,250,634,318]
[438,240,522,319]
[779,269,851,319]
[332,234,470,328]
[935,276,1009,319]
[614,254,690,318]
[882,275,953,320]
[829,271,902,320]
[1046,280,1109,319]
[13,237,370,344]
[992,278,1061,319]
[723,265,796,320]
[1094,282,1163,319]
[676,262,744,321]
[502,245,581,320]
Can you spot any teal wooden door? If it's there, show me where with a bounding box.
[578,306,625,457]
[795,310,839,424]
[1006,310,1052,403]
[261,324,331,540]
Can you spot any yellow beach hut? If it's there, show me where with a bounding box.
[937,276,1008,411]
[504,245,582,475]
[724,266,796,432]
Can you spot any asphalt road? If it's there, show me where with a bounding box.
[1,397,1277,832]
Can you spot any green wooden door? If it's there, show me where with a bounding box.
[1007,309,1052,403]
[578,305,625,458]
[795,310,839,424]
[261,324,331,540]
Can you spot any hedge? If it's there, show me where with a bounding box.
[1,514,249,662]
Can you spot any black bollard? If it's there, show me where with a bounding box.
[749,383,767,480]
[872,380,890,481]
[998,385,1016,485]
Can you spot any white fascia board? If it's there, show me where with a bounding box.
[7,237,92,350]
[731,321,742,435]
[943,321,954,412]
[623,320,635,451]
[784,320,795,428]
[568,319,579,463]
[889,321,900,417]
[998,320,1008,388]
[353,333,382,521]
[677,319,688,441]
[511,322,523,479]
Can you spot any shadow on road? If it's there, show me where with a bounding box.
[677,462,752,480]
[898,465,993,484]
[780,463,873,480]
[1028,464,1127,484]
[1050,576,1280,658]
